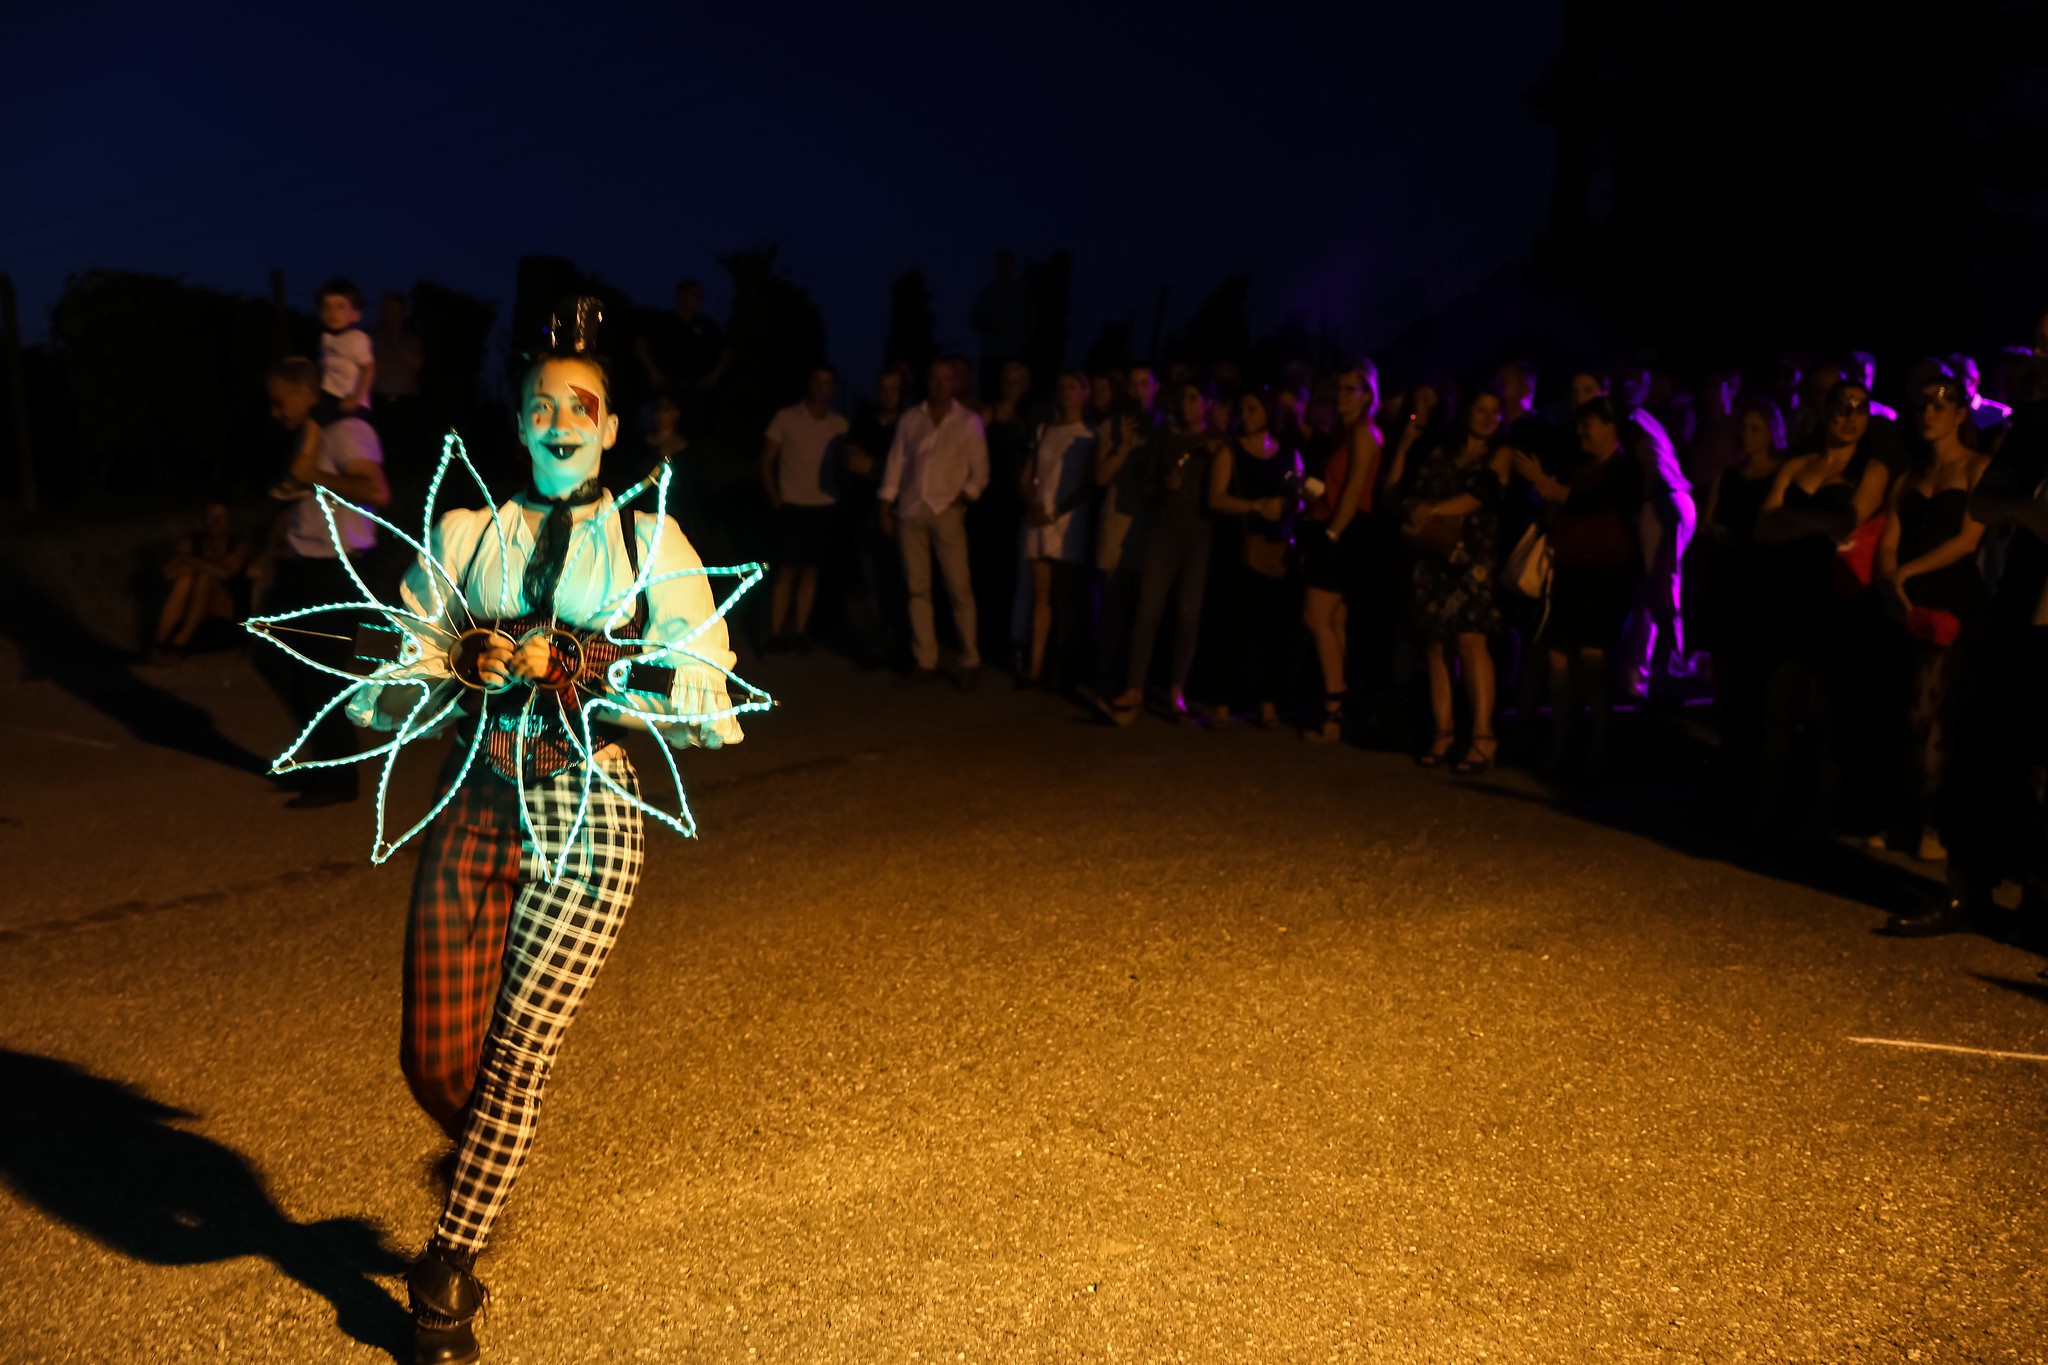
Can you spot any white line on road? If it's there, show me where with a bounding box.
[1848,1036,2048,1064]
[5,724,117,750]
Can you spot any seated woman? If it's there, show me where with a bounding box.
[148,499,249,664]
[1511,396,1646,779]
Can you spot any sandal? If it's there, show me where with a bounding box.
[1301,694,1346,745]
[1452,733,1499,776]
[1416,730,1457,768]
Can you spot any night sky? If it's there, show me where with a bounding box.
[5,1,1558,387]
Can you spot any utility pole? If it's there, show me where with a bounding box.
[0,273,36,513]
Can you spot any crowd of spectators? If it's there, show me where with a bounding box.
[146,267,2048,935]
[735,313,2048,941]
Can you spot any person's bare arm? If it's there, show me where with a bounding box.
[1850,459,1892,526]
[702,345,733,390]
[1875,478,1906,578]
[1761,455,1804,514]
[1701,471,1724,532]
[1096,417,1139,488]
[319,457,391,509]
[346,358,376,412]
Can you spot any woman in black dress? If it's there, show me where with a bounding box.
[1510,396,1645,777]
[1204,387,1303,727]
[1403,388,1511,773]
[1875,375,1990,860]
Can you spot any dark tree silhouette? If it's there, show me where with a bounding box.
[1526,0,2048,366]
[884,267,938,377]
[1170,274,1252,373]
[49,270,279,495]
[715,243,828,450]
[1022,250,1075,388]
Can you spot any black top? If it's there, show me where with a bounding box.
[1710,466,1777,540]
[1895,486,1984,617]
[1225,439,1297,546]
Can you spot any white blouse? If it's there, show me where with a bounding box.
[345,494,746,748]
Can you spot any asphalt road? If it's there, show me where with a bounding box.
[2,643,2044,1363]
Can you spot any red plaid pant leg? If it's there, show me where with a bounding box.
[401,765,525,1139]
[432,750,644,1256]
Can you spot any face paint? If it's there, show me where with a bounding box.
[523,362,611,498]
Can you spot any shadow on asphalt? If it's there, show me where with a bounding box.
[0,571,272,776]
[1971,973,2048,1008]
[0,1049,410,1360]
[1456,713,1933,920]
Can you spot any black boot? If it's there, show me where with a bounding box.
[408,1245,487,1365]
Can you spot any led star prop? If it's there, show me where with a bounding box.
[246,431,771,880]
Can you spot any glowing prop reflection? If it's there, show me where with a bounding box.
[246,431,771,879]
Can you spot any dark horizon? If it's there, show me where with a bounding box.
[4,0,1560,386]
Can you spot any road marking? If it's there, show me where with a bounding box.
[1848,1036,2048,1064]
[5,724,117,750]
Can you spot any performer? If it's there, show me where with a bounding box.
[342,300,746,1364]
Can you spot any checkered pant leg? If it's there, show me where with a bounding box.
[431,752,645,1256]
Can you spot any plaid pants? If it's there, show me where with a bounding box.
[402,746,645,1256]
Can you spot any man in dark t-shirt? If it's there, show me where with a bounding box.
[634,279,732,439]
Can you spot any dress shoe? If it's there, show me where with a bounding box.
[1880,894,1984,938]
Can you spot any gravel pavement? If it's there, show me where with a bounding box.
[2,646,2044,1363]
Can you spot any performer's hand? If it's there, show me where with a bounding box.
[505,634,553,683]
[474,634,518,689]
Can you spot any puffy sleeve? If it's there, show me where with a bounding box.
[607,513,747,749]
[343,509,479,733]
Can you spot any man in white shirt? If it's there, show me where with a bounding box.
[879,356,990,685]
[263,356,391,806]
[761,365,849,651]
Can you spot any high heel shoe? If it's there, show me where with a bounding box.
[1451,733,1498,776]
[1301,694,1346,744]
[1416,730,1457,768]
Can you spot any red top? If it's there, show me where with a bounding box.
[1313,420,1377,522]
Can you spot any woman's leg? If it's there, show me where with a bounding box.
[1578,647,1611,773]
[1120,526,1183,701]
[430,756,646,1261]
[1423,641,1455,756]
[1546,648,1573,770]
[1303,585,1345,727]
[1027,559,1054,681]
[153,571,196,649]
[1910,644,1953,859]
[1459,632,1498,750]
[1166,524,1213,700]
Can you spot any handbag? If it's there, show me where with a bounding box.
[1402,513,1463,560]
[1505,524,1552,598]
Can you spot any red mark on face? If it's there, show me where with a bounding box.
[569,384,600,416]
